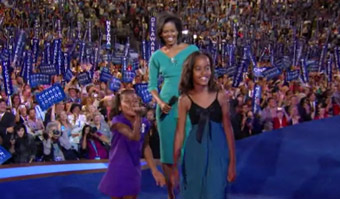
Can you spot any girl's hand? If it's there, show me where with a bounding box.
[227,162,237,182]
[152,170,166,187]
[170,166,180,189]
[160,101,171,114]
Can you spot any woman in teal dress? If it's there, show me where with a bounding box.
[172,52,236,199]
[148,12,198,199]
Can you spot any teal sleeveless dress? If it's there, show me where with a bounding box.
[181,94,230,199]
[148,45,199,164]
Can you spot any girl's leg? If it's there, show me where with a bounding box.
[162,163,175,199]
[122,196,137,199]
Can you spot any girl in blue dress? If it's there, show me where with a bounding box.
[172,51,237,199]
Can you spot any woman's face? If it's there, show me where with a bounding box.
[13,96,20,105]
[161,22,178,46]
[59,111,68,121]
[72,106,80,115]
[192,55,211,87]
[20,107,27,116]
[94,115,101,124]
[85,127,91,134]
[88,105,96,113]
[17,127,25,138]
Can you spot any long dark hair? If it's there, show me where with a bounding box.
[179,51,218,94]
[157,12,183,45]
[109,89,136,120]
[14,124,28,139]
[81,124,92,138]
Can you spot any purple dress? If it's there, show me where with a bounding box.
[98,114,150,197]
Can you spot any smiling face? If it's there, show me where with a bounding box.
[192,55,212,87]
[161,22,178,46]
[120,93,139,117]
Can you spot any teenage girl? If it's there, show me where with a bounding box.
[172,52,237,199]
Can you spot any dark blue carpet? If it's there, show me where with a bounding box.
[1,116,340,199]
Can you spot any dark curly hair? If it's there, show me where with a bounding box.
[179,51,218,94]
[156,12,182,45]
[109,89,137,120]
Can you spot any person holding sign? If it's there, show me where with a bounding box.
[171,52,236,199]
[148,12,198,198]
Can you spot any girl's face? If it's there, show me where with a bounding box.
[161,22,178,46]
[120,93,139,117]
[192,55,211,87]
[17,127,25,138]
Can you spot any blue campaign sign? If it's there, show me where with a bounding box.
[226,65,238,76]
[286,70,300,82]
[100,68,113,82]
[64,69,73,82]
[262,67,281,79]
[30,73,51,88]
[306,60,319,72]
[77,72,92,85]
[39,64,57,75]
[109,77,122,92]
[0,145,12,165]
[122,71,135,83]
[134,83,152,104]
[36,84,66,111]
[111,56,121,64]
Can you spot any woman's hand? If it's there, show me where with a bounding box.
[159,101,171,114]
[227,162,237,182]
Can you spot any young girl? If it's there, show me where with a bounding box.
[172,52,237,199]
[98,89,165,199]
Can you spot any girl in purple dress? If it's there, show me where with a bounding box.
[98,89,165,199]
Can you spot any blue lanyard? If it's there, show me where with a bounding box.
[89,139,99,157]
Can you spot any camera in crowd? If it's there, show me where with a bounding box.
[90,126,98,134]
[53,130,62,136]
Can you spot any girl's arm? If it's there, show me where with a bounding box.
[173,95,190,166]
[143,131,165,187]
[112,116,141,141]
[218,91,237,182]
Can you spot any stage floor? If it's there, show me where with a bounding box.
[1,116,340,199]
